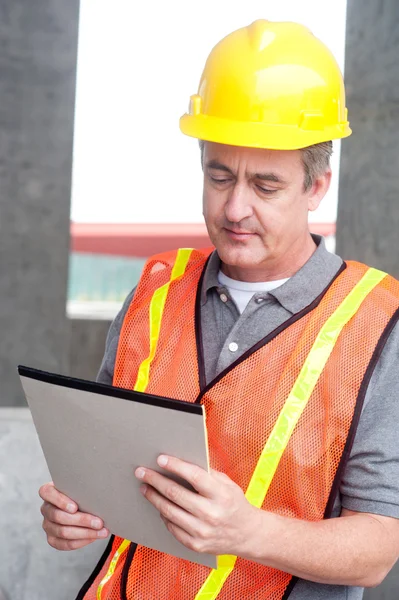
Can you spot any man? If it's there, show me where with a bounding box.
[39,20,399,600]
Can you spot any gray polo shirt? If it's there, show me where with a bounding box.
[97,235,399,600]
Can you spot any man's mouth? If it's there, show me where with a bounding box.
[224,227,256,240]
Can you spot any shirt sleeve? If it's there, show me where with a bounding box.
[96,286,137,385]
[340,319,399,518]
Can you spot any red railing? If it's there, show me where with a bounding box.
[70,222,336,257]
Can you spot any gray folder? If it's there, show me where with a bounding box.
[18,366,215,568]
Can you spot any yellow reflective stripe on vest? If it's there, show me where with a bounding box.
[96,539,131,600]
[194,267,387,600]
[134,248,194,393]
[96,248,194,599]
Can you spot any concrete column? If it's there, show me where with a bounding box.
[336,0,399,279]
[0,1,79,406]
[338,2,399,598]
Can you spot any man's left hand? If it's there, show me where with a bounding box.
[135,455,260,556]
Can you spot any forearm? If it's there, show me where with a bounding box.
[242,508,398,587]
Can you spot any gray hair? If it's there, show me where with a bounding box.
[300,141,333,190]
[199,139,333,191]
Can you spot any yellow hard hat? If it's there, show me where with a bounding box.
[179,20,351,150]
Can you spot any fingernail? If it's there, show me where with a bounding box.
[91,518,102,529]
[97,528,109,538]
[140,484,147,496]
[67,503,76,514]
[135,468,145,479]
[158,455,168,467]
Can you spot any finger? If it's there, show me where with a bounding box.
[47,536,100,551]
[210,469,234,483]
[135,468,208,517]
[141,456,214,498]
[161,516,205,554]
[39,483,78,514]
[41,503,105,530]
[140,484,205,538]
[43,520,109,541]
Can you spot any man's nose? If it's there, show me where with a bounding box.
[224,184,253,223]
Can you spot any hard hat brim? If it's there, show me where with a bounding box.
[179,113,352,150]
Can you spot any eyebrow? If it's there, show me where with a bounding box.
[206,159,287,185]
[255,172,286,184]
[205,160,233,174]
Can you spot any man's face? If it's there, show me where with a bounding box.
[202,142,330,281]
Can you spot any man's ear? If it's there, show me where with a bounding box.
[308,169,332,212]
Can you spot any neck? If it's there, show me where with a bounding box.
[221,234,317,282]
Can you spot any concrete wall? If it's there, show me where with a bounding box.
[0,408,108,600]
[0,319,111,599]
[336,0,399,277]
[69,318,111,382]
[0,0,80,407]
[5,318,111,408]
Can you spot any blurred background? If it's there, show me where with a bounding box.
[1,0,399,598]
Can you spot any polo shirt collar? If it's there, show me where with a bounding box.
[200,235,344,314]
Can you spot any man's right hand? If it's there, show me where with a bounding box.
[39,482,109,550]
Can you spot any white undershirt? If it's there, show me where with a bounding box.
[218,270,290,314]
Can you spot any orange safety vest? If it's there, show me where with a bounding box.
[77,248,399,600]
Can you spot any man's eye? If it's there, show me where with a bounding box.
[209,176,230,184]
[256,185,275,194]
